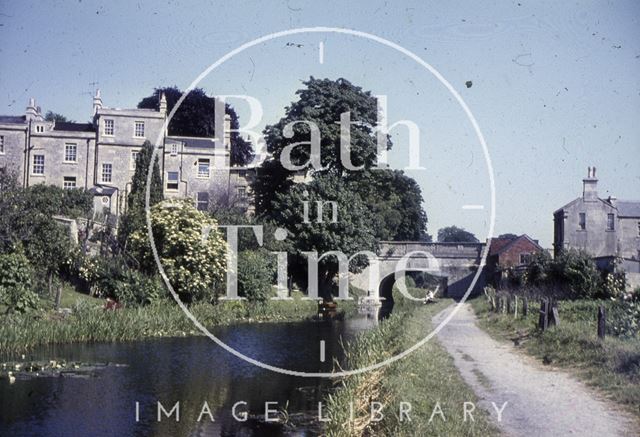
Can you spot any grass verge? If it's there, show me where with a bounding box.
[0,293,343,357]
[470,296,640,416]
[323,299,499,436]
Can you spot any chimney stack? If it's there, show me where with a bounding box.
[25,97,38,120]
[93,89,103,115]
[583,166,598,202]
[159,92,167,116]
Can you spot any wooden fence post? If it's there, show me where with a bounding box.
[538,299,549,331]
[506,295,512,314]
[514,296,518,318]
[597,305,606,340]
[523,297,528,317]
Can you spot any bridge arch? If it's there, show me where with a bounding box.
[351,241,487,301]
[377,270,448,303]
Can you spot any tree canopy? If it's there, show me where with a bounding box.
[44,111,72,123]
[254,77,428,241]
[0,183,92,252]
[269,173,377,297]
[253,78,430,296]
[437,226,479,243]
[137,86,253,166]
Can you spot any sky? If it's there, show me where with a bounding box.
[0,0,639,248]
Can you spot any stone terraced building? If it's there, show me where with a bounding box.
[554,168,640,289]
[0,91,254,219]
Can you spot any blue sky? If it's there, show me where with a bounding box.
[1,0,639,247]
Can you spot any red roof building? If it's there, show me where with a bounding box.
[487,234,544,287]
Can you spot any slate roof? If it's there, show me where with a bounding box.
[616,200,640,218]
[89,185,117,195]
[53,122,95,132]
[167,136,223,149]
[0,115,26,124]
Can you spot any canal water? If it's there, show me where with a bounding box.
[0,313,379,436]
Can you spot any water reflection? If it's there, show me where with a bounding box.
[0,315,377,436]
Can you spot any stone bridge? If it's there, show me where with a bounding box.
[350,241,488,301]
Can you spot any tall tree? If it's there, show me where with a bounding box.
[254,77,429,240]
[437,226,479,243]
[137,86,253,166]
[118,141,163,252]
[44,111,72,123]
[269,173,376,298]
[254,77,390,213]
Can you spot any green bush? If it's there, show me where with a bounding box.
[76,254,165,306]
[0,252,39,313]
[109,270,166,307]
[237,250,276,302]
[549,249,601,298]
[523,249,602,299]
[609,300,640,338]
[0,251,32,289]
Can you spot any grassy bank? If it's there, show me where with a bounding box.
[323,299,498,436]
[0,291,336,357]
[471,297,640,414]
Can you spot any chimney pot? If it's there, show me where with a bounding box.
[93,88,103,115]
[582,166,598,202]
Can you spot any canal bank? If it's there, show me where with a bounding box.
[0,312,377,436]
[0,293,359,357]
[324,299,498,436]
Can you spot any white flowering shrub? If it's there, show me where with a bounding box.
[602,271,626,300]
[610,300,640,338]
[129,199,227,302]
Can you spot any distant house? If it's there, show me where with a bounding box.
[553,167,640,288]
[487,234,544,287]
[0,92,255,219]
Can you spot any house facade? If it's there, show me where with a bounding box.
[487,234,544,287]
[0,92,254,218]
[554,168,640,288]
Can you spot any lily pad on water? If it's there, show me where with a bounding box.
[0,360,127,382]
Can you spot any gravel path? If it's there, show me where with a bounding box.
[433,303,638,437]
